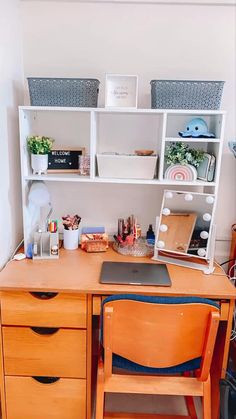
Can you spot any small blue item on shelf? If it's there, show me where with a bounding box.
[179,118,215,138]
[228,141,236,158]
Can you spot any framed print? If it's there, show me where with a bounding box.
[105,74,138,109]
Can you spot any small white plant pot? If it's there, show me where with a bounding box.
[31,154,48,175]
[63,228,79,250]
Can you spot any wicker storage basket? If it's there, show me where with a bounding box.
[150,80,224,110]
[84,240,107,253]
[80,233,108,252]
[27,77,100,107]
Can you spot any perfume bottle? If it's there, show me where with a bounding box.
[146,224,155,245]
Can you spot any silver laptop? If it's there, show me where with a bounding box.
[100,261,171,286]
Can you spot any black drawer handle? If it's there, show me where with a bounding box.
[30,292,58,300]
[31,327,59,335]
[32,376,60,384]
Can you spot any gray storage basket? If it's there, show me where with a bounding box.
[28,77,100,107]
[150,80,224,110]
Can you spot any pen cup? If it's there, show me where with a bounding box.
[63,228,79,250]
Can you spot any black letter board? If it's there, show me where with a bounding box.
[47,148,85,173]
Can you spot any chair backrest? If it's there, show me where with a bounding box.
[102,295,220,381]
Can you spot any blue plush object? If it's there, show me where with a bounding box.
[26,243,33,259]
[228,141,236,158]
[179,118,215,138]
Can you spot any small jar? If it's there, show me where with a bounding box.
[51,245,58,256]
[78,154,90,176]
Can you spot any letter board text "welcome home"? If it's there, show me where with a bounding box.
[47,148,85,173]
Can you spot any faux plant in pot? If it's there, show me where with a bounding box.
[27,135,54,175]
[165,142,205,181]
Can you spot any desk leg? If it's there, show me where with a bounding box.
[87,295,93,419]
[211,299,234,419]
[0,312,7,419]
[91,315,101,419]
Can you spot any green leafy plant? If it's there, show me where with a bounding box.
[27,135,54,155]
[166,142,205,168]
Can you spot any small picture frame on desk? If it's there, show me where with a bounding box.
[105,74,138,109]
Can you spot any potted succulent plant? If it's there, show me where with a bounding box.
[165,142,205,181]
[27,135,54,175]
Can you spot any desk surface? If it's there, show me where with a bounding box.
[0,247,235,299]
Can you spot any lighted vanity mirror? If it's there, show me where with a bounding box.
[155,190,216,260]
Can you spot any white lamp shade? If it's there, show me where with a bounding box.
[28,181,51,207]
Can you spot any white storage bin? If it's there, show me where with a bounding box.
[97,154,158,179]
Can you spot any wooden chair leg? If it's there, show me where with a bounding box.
[96,359,105,419]
[183,372,198,419]
[185,396,198,419]
[203,375,211,419]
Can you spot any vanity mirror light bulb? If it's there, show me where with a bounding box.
[165,191,173,199]
[206,196,215,204]
[197,248,206,257]
[157,240,165,249]
[162,208,170,216]
[184,193,193,201]
[200,231,209,240]
[203,213,211,222]
[159,224,168,232]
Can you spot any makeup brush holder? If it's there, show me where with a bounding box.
[63,228,79,250]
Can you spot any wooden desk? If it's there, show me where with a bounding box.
[0,247,235,419]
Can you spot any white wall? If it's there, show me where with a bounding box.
[0,0,24,269]
[21,0,236,262]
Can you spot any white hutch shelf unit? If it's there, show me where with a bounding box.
[19,106,226,250]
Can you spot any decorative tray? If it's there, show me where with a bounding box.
[113,238,154,257]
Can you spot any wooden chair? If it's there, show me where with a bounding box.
[95,295,220,419]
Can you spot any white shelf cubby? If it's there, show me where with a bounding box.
[19,106,226,251]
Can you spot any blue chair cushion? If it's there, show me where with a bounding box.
[101,294,219,374]
[112,353,201,374]
[102,294,219,308]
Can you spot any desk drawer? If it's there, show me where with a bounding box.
[3,326,86,378]
[1,291,87,328]
[5,376,86,419]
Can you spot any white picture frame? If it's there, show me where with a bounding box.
[105,74,138,109]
